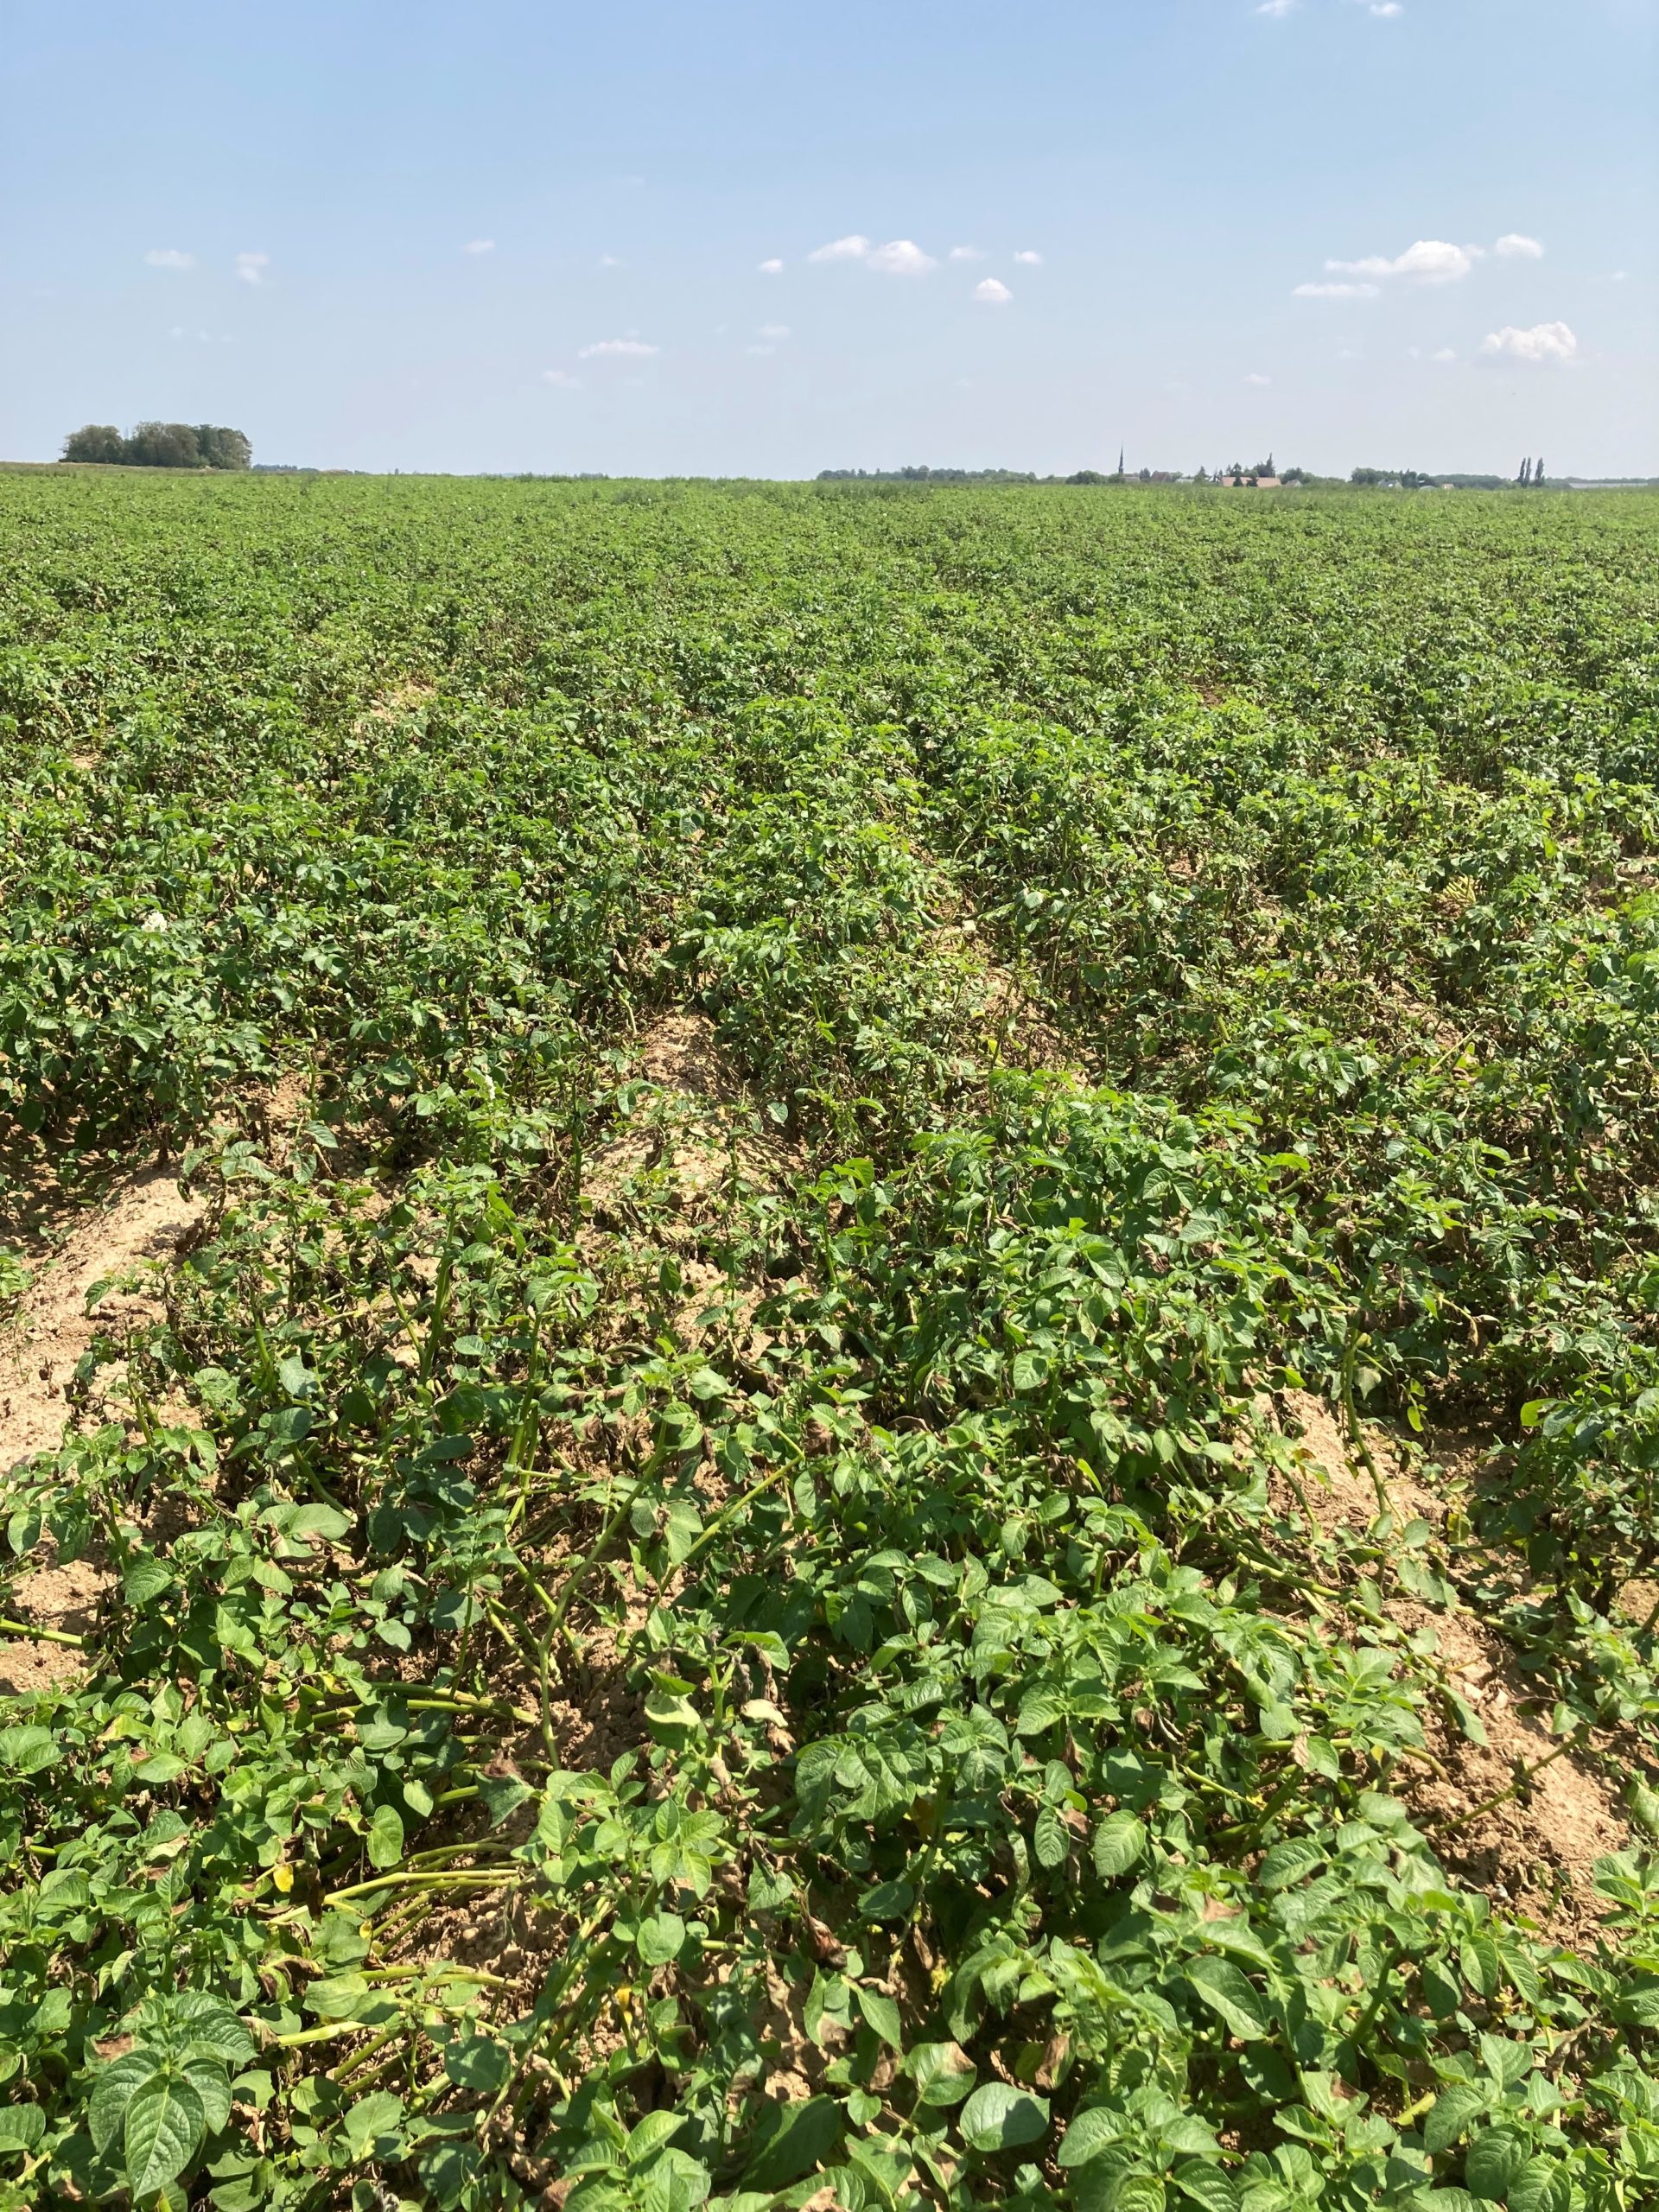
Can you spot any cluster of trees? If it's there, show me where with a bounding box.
[1203,457,1314,485]
[61,423,251,470]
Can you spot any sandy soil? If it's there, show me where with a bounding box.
[584,1010,798,1227]
[0,1167,202,1694]
[1279,1390,1628,1942]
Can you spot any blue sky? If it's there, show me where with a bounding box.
[2,0,1654,477]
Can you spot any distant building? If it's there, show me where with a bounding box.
[1216,474,1281,489]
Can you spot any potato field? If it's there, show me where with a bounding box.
[3,470,1659,2212]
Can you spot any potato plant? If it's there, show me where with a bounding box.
[2,471,1659,2209]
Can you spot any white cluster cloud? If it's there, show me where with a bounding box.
[1255,0,1296,15]
[806,232,1041,294]
[1244,372,1272,386]
[543,369,581,389]
[807,234,937,275]
[577,337,658,358]
[759,322,790,339]
[1480,321,1578,365]
[235,251,270,286]
[464,238,495,256]
[1328,238,1477,283]
[867,238,936,275]
[145,248,194,271]
[758,257,784,274]
[1300,232,1547,299]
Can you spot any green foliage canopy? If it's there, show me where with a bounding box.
[0,472,1657,2209]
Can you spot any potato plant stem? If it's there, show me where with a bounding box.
[0,1618,85,1648]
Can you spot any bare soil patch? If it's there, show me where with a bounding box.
[1,1168,202,1694]
[918,852,1088,1084]
[584,1012,798,1229]
[0,1551,105,1696]
[1276,1390,1448,1534]
[1396,1599,1626,1947]
[1276,1391,1628,1943]
[359,679,437,727]
[0,1167,203,1475]
[245,1070,314,1166]
[634,1012,734,1097]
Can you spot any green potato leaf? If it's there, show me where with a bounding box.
[124,2072,207,2197]
[959,2082,1050,2154]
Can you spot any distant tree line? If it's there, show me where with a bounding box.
[61,423,252,470]
[1351,467,1441,489]
[1351,465,1549,490]
[817,467,1039,484]
[817,461,1324,488]
[822,462,1588,493]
